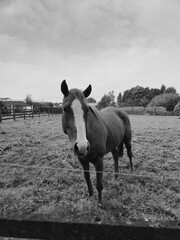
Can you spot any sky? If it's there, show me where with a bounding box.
[1,0,180,103]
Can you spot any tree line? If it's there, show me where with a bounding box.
[94,85,180,112]
[1,85,179,114]
[25,94,57,111]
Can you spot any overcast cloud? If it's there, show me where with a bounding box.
[1,0,180,102]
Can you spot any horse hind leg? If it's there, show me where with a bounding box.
[112,148,119,179]
[124,138,133,173]
[118,141,124,157]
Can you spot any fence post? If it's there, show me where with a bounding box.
[0,108,2,123]
[32,107,34,118]
[24,109,26,120]
[13,107,16,121]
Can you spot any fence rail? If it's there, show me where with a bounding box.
[0,108,62,123]
[0,216,180,240]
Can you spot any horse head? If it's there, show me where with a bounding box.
[61,80,92,158]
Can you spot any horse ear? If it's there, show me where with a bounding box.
[83,84,92,98]
[61,80,69,97]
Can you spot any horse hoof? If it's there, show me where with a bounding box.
[94,216,101,224]
[89,191,93,197]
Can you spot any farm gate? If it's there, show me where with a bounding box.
[0,107,62,122]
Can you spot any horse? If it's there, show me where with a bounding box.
[61,80,133,204]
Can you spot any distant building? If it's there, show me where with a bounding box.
[53,103,62,108]
[0,98,11,101]
[0,99,30,114]
[88,102,97,107]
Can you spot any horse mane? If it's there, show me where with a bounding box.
[91,106,130,125]
[70,88,83,98]
[89,106,99,118]
[69,89,90,108]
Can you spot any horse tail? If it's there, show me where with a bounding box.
[123,116,133,172]
[123,113,132,142]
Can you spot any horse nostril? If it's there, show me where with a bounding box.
[74,142,79,154]
[87,142,90,151]
[74,141,90,156]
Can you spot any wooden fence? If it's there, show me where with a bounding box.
[0,215,180,240]
[0,108,62,123]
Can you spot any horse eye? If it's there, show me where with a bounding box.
[63,107,67,112]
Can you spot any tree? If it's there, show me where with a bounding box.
[165,87,177,94]
[117,92,122,107]
[0,101,4,109]
[160,84,166,93]
[108,91,116,106]
[87,97,96,103]
[25,94,33,106]
[148,93,179,108]
[146,88,162,103]
[121,86,162,107]
[44,102,53,108]
[165,96,180,111]
[97,91,116,109]
[97,94,111,110]
[174,101,180,116]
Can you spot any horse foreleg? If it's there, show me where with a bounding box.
[95,157,103,204]
[79,159,93,197]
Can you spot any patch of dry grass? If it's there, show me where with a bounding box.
[0,115,180,226]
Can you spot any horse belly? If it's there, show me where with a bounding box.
[87,125,107,157]
[105,123,125,153]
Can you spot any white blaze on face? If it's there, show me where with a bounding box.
[71,98,88,151]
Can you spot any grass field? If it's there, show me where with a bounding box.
[0,115,180,226]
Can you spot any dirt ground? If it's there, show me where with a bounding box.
[0,114,180,225]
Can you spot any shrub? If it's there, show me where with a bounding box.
[120,107,145,115]
[165,97,180,111]
[148,93,179,108]
[146,106,167,115]
[174,101,180,116]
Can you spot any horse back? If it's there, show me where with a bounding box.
[101,107,132,152]
[100,107,130,126]
[88,107,131,155]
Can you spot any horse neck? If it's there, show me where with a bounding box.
[88,106,101,121]
[86,106,102,133]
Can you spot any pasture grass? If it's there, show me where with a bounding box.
[0,115,180,228]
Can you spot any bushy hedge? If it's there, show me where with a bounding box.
[174,101,180,116]
[148,93,179,109]
[120,106,174,116]
[120,106,145,115]
[146,106,167,116]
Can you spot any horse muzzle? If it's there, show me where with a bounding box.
[74,141,90,157]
